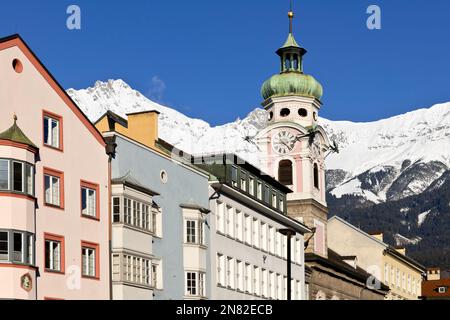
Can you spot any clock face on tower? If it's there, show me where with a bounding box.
[273,130,296,155]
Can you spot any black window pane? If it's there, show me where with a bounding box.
[44,117,49,144]
[45,240,50,269]
[14,233,22,252]
[13,162,23,192]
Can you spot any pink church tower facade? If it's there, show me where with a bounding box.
[256,10,331,258]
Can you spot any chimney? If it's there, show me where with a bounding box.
[126,110,160,149]
[427,268,441,281]
[369,231,384,242]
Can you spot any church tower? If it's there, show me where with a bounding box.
[256,4,331,257]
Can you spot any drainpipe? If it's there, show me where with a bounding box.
[105,136,117,300]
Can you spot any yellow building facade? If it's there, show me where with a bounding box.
[328,216,426,300]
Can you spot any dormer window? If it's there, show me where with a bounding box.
[438,287,447,294]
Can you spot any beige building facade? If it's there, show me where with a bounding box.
[328,216,426,300]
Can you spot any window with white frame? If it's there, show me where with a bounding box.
[216,201,225,233]
[227,257,235,289]
[402,273,406,291]
[240,170,247,191]
[0,159,34,196]
[245,263,252,293]
[113,197,121,223]
[81,186,97,218]
[43,115,60,149]
[264,185,270,204]
[276,232,282,257]
[396,269,400,288]
[235,210,243,241]
[185,271,206,297]
[295,238,302,264]
[412,279,416,295]
[236,260,244,291]
[257,181,262,200]
[281,235,287,259]
[186,219,205,246]
[231,166,238,187]
[244,214,252,245]
[279,197,284,212]
[284,276,288,300]
[0,230,33,264]
[124,198,132,224]
[269,271,276,299]
[277,274,282,300]
[407,274,411,293]
[44,174,60,206]
[142,204,150,230]
[261,222,267,251]
[253,266,260,296]
[391,266,395,286]
[271,193,277,208]
[45,239,61,272]
[249,177,255,196]
[217,254,225,286]
[261,269,268,298]
[118,254,152,286]
[112,196,155,233]
[0,160,9,190]
[82,246,97,278]
[268,226,275,254]
[226,206,234,238]
[253,218,260,248]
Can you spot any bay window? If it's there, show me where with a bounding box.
[112,196,155,233]
[0,160,9,190]
[0,230,34,264]
[185,219,205,245]
[185,271,206,297]
[0,232,8,261]
[0,159,34,196]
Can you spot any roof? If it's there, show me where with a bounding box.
[422,279,450,299]
[112,171,160,196]
[306,249,390,293]
[0,34,105,147]
[0,118,38,151]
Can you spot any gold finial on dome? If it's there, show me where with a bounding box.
[288,0,295,34]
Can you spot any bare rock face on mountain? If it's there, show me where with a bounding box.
[68,79,450,268]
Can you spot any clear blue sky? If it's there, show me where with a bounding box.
[1,0,449,125]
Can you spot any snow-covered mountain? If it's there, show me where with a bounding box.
[67,79,450,204]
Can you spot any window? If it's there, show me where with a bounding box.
[43,112,62,150]
[112,254,120,281]
[271,193,277,208]
[276,232,282,257]
[0,160,9,190]
[231,166,238,187]
[216,201,225,233]
[279,160,293,186]
[402,273,406,291]
[133,201,140,227]
[396,269,400,288]
[298,108,308,117]
[257,182,262,200]
[227,257,235,288]
[124,198,132,224]
[253,266,260,296]
[279,197,284,212]
[280,108,290,117]
[152,264,158,288]
[44,168,64,208]
[113,197,121,223]
[264,186,270,204]
[282,235,287,259]
[236,210,243,242]
[261,222,267,251]
[27,234,34,265]
[245,263,252,293]
[185,272,205,297]
[142,204,150,231]
[249,177,255,196]
[152,207,159,235]
[81,181,99,219]
[81,242,99,279]
[261,269,268,298]
[226,206,234,238]
[438,287,447,294]
[295,238,302,264]
[13,161,24,192]
[0,160,34,196]
[236,260,244,291]
[277,274,283,300]
[0,232,8,260]
[186,220,197,244]
[407,274,411,293]
[412,279,416,295]
[217,254,225,286]
[384,264,389,284]
[268,226,275,254]
[240,170,247,191]
[45,234,64,273]
[253,219,260,248]
[269,272,276,299]
[13,232,23,262]
[313,163,320,189]
[244,214,252,245]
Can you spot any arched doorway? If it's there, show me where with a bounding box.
[278,160,293,186]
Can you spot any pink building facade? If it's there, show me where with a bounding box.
[0,35,110,300]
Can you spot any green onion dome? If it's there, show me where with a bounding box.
[261,71,323,101]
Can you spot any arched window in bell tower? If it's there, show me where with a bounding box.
[293,54,299,71]
[313,163,320,189]
[279,160,293,186]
